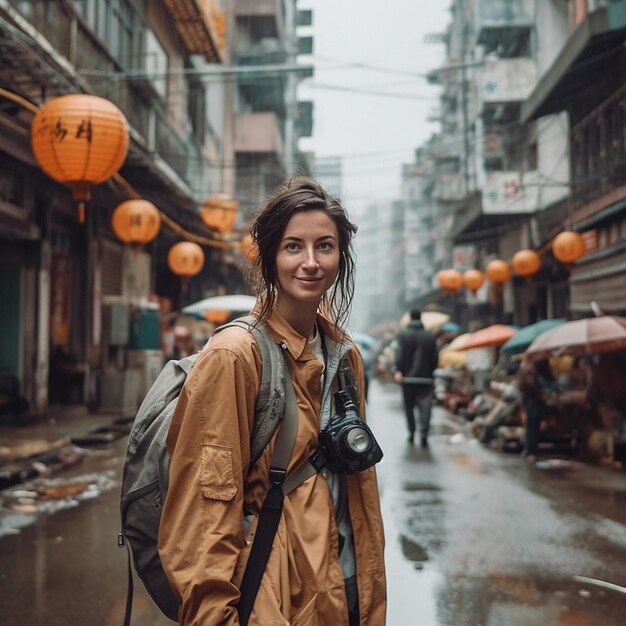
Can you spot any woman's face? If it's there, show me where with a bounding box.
[275,209,340,312]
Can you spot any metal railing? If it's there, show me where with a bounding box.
[570,81,626,210]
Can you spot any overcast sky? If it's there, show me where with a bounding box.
[298,1,451,213]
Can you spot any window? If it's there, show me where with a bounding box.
[144,30,168,99]
[72,0,137,68]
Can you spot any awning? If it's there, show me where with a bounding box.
[571,198,626,231]
[521,4,626,122]
[162,0,223,63]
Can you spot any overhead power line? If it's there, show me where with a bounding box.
[76,63,316,80]
[303,81,438,100]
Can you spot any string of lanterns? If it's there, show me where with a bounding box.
[17,91,258,290]
[437,231,587,293]
[18,92,592,295]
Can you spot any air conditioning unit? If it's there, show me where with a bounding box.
[97,368,142,417]
[127,350,164,404]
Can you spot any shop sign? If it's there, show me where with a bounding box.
[482,170,539,214]
[452,244,477,271]
[481,58,537,103]
[50,253,72,346]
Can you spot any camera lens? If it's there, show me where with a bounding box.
[345,427,371,454]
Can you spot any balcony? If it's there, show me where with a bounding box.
[433,173,466,202]
[570,81,626,211]
[235,112,284,156]
[522,1,626,122]
[475,0,533,56]
[161,0,224,62]
[433,134,462,160]
[235,0,284,39]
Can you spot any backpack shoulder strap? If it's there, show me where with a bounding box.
[213,316,286,465]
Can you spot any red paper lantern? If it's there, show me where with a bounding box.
[512,249,541,278]
[486,259,511,284]
[552,231,585,264]
[463,269,484,293]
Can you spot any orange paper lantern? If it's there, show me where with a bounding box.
[111,199,160,247]
[486,259,511,284]
[167,242,205,278]
[463,269,484,293]
[240,234,258,263]
[512,249,541,278]
[200,193,238,235]
[437,269,463,292]
[31,94,129,222]
[552,231,585,264]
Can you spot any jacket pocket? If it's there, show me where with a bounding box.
[199,444,237,501]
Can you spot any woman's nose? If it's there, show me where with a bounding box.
[301,248,319,270]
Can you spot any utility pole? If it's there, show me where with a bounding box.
[283,0,297,176]
[459,0,471,196]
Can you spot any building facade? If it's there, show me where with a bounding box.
[0,0,314,418]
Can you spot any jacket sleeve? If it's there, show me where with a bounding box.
[394,334,404,374]
[158,342,260,625]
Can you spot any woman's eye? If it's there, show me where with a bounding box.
[318,241,332,250]
[285,242,299,251]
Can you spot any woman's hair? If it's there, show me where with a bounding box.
[247,176,357,333]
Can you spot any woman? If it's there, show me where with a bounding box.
[158,177,387,625]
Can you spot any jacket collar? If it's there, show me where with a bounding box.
[252,304,350,361]
[408,320,424,330]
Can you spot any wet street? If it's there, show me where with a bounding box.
[370,380,626,625]
[1,380,626,625]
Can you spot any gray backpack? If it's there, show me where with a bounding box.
[118,316,286,623]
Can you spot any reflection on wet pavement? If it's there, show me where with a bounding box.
[367,380,626,626]
[435,574,625,626]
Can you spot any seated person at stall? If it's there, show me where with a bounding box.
[516,357,557,462]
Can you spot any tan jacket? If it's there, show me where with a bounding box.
[158,310,387,625]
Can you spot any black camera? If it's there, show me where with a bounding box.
[310,390,383,474]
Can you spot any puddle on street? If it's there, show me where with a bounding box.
[403,482,441,492]
[0,471,117,538]
[400,534,429,562]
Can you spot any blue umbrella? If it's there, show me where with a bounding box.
[441,321,461,334]
[501,319,566,355]
[351,331,377,352]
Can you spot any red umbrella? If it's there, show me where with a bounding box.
[456,324,517,351]
[526,315,626,359]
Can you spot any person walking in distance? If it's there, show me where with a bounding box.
[393,309,439,446]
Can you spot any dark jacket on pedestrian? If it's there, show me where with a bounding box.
[395,320,439,382]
